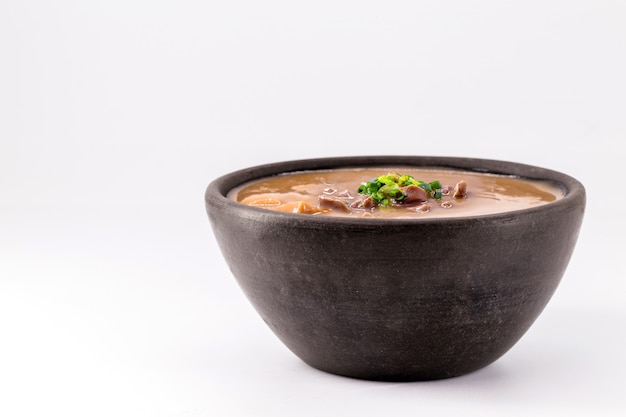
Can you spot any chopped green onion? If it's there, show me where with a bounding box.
[429,180,442,190]
[418,183,432,193]
[357,172,446,206]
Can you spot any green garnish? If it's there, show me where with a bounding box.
[357,172,444,206]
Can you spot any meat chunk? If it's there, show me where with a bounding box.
[318,195,351,213]
[351,196,376,210]
[402,185,429,204]
[274,201,322,214]
[453,180,467,199]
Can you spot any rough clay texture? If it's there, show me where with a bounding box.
[206,156,586,381]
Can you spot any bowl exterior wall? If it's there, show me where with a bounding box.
[205,156,586,381]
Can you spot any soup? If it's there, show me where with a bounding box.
[229,167,564,218]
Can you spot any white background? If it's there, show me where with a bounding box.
[1,1,625,416]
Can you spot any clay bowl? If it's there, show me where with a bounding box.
[204,156,585,381]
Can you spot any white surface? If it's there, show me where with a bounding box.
[1,1,625,416]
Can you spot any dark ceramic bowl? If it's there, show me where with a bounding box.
[205,156,585,381]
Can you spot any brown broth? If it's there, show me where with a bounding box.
[228,167,564,218]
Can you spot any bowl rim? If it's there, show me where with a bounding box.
[205,155,586,226]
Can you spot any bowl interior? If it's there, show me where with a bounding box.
[207,155,584,225]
